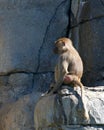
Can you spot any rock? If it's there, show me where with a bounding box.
[85,87,104,124]
[0,0,70,74]
[0,92,41,130]
[71,17,104,86]
[0,73,34,108]
[0,0,104,130]
[38,0,71,72]
[34,86,104,130]
[71,0,104,27]
[35,126,104,130]
[33,72,54,92]
[8,73,34,96]
[70,0,104,86]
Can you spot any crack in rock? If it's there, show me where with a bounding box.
[100,0,104,7]
[66,0,72,37]
[36,0,68,72]
[0,70,54,77]
[71,15,104,29]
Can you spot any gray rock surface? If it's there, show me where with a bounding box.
[0,73,34,108]
[70,0,104,86]
[71,0,104,26]
[0,92,41,130]
[33,126,104,130]
[34,86,104,130]
[0,0,104,130]
[0,0,70,74]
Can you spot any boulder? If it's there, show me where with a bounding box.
[70,0,104,86]
[0,92,41,130]
[34,86,104,130]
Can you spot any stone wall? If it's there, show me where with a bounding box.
[0,0,104,130]
[70,0,104,86]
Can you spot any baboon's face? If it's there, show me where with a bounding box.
[53,38,72,54]
[54,40,65,53]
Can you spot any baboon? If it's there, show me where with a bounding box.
[46,38,89,121]
[63,74,84,96]
[49,37,84,97]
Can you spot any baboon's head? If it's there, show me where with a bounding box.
[54,37,72,54]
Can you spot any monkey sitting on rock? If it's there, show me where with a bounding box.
[48,37,84,98]
[43,38,89,122]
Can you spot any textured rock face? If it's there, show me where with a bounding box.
[0,0,70,129]
[0,0,70,74]
[0,0,104,130]
[0,92,41,130]
[34,86,104,130]
[70,0,104,86]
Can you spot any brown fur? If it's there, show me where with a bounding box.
[50,37,84,97]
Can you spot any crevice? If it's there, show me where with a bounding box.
[66,0,72,37]
[85,87,104,92]
[36,0,68,72]
[58,95,67,124]
[63,124,104,127]
[100,0,104,7]
[0,70,33,76]
[70,15,104,29]
[81,124,104,127]
[0,70,54,77]
[31,73,35,90]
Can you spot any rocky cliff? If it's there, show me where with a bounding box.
[0,0,104,130]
